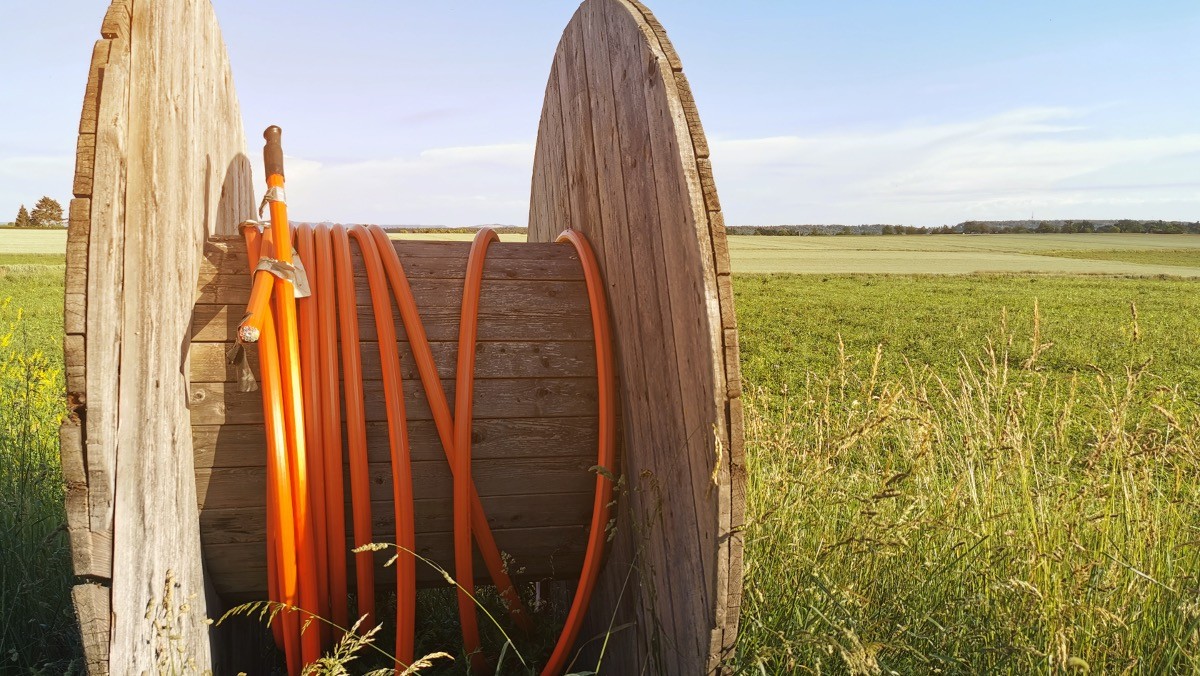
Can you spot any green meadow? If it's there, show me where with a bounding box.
[1,229,1198,672]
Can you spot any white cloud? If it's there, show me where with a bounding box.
[709,107,1200,226]
[7,109,1196,230]
[283,143,534,226]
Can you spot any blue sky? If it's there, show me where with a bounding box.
[1,1,1197,227]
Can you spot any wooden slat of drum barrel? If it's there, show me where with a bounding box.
[189,340,595,383]
[87,1,255,672]
[200,493,594,545]
[201,238,583,282]
[193,417,598,467]
[189,377,598,426]
[527,1,744,672]
[207,525,589,597]
[196,274,589,310]
[191,303,594,344]
[196,457,596,510]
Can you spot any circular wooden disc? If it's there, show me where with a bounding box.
[63,1,254,672]
[527,0,745,671]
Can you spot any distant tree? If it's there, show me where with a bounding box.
[29,196,64,227]
[14,204,32,228]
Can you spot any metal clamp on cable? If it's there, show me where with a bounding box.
[258,186,287,218]
[254,253,312,298]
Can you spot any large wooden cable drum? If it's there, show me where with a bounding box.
[191,238,602,596]
[60,0,744,673]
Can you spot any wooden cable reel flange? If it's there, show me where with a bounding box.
[60,0,743,673]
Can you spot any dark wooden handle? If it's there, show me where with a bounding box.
[263,125,284,178]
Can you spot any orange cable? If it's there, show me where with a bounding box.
[295,225,331,647]
[539,229,617,675]
[366,225,534,633]
[347,224,418,665]
[329,224,377,630]
[240,223,302,673]
[453,228,500,673]
[312,225,350,633]
[244,129,615,676]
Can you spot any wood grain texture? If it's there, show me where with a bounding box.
[72,583,111,676]
[63,1,255,673]
[528,0,744,672]
[191,238,602,599]
[61,7,121,674]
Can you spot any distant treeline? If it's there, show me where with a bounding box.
[727,220,1200,236]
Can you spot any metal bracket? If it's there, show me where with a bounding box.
[253,252,311,298]
[258,186,287,218]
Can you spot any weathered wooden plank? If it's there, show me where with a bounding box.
[196,456,597,510]
[533,62,572,238]
[188,339,594,384]
[83,25,128,555]
[73,583,111,676]
[193,416,599,468]
[593,1,686,665]
[79,40,111,135]
[622,1,717,660]
[199,492,595,545]
[100,1,255,671]
[697,157,722,213]
[674,71,710,159]
[556,16,607,267]
[64,334,86,397]
[723,328,741,399]
[190,303,594,344]
[724,396,746,655]
[72,133,96,197]
[65,199,90,296]
[60,423,113,577]
[709,210,731,277]
[629,5,743,666]
[202,238,582,281]
[100,0,130,40]
[207,524,590,597]
[717,272,737,331]
[526,1,745,671]
[196,272,589,310]
[625,0,683,71]
[189,377,598,426]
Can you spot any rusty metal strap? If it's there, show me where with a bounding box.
[254,254,311,298]
[258,186,287,218]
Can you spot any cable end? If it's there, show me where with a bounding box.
[238,323,261,344]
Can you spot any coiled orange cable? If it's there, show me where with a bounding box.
[240,128,615,675]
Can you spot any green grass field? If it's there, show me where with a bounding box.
[728,233,1200,275]
[2,229,1198,672]
[731,274,1200,673]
